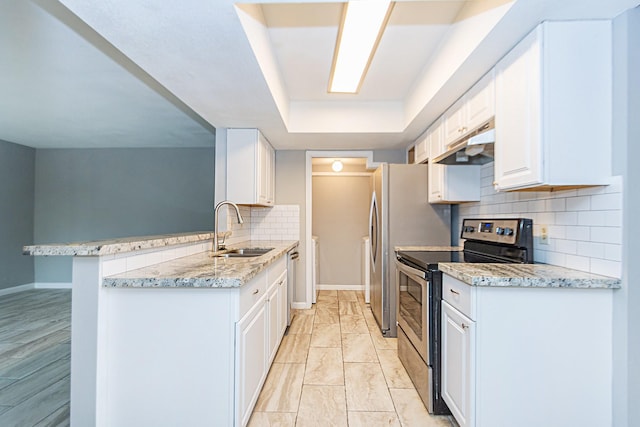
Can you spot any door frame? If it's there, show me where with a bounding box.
[302,151,379,308]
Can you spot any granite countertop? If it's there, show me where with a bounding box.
[23,231,214,256]
[103,240,299,289]
[439,263,621,289]
[395,245,463,252]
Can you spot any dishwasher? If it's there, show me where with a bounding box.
[286,248,299,326]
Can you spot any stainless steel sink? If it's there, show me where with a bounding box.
[214,248,274,258]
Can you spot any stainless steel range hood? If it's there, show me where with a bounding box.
[432,119,495,165]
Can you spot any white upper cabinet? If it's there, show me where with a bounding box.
[413,131,429,164]
[494,21,612,191]
[442,71,495,148]
[227,129,275,206]
[428,121,481,204]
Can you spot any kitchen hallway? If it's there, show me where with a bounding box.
[249,290,453,427]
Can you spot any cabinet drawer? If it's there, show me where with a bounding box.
[442,274,475,320]
[240,270,267,317]
[267,256,286,284]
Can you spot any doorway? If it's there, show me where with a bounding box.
[305,151,378,306]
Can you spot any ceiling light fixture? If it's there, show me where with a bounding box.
[328,0,394,94]
[332,160,344,172]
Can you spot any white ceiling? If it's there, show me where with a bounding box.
[1,0,638,150]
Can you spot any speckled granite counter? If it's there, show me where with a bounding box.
[103,240,298,288]
[439,263,621,289]
[395,245,463,252]
[23,231,215,256]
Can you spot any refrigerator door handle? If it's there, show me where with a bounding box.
[369,191,378,270]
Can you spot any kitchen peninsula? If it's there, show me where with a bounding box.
[24,233,299,427]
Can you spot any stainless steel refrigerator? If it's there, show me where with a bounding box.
[369,163,451,337]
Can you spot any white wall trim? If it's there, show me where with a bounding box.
[35,282,73,289]
[291,302,312,310]
[317,284,365,291]
[305,150,377,308]
[0,283,36,296]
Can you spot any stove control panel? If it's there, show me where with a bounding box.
[461,218,529,245]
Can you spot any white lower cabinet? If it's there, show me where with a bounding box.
[236,299,268,427]
[441,300,475,427]
[441,273,614,427]
[236,257,287,426]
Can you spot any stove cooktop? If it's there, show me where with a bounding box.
[396,250,513,272]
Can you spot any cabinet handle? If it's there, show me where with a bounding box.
[450,289,460,295]
[253,289,259,295]
[462,323,469,330]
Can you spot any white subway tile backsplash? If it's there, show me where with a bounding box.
[577,242,605,259]
[604,244,622,261]
[565,226,590,241]
[591,193,622,210]
[590,227,622,244]
[459,163,623,277]
[577,211,607,226]
[590,258,621,278]
[566,196,591,211]
[565,254,590,271]
[555,211,578,225]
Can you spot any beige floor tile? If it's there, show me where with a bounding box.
[347,411,401,426]
[342,334,378,363]
[248,412,297,427]
[338,301,362,315]
[288,314,314,335]
[368,324,397,350]
[344,363,395,412]
[314,307,340,324]
[339,314,369,334]
[304,347,344,385]
[254,363,305,412]
[293,307,316,316]
[377,349,414,389]
[310,323,342,348]
[337,291,358,301]
[389,388,452,427]
[356,292,366,303]
[318,290,338,297]
[274,334,311,363]
[296,385,347,427]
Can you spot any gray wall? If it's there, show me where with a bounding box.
[613,6,640,427]
[34,147,215,282]
[0,140,35,290]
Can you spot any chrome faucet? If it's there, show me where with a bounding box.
[213,200,244,252]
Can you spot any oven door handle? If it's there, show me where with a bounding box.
[395,259,427,280]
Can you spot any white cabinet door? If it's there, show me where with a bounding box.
[266,281,279,364]
[227,128,275,206]
[236,300,267,427]
[277,274,288,339]
[442,100,467,147]
[494,29,542,190]
[442,301,475,427]
[466,70,495,131]
[414,133,429,164]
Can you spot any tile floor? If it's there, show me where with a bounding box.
[248,290,454,427]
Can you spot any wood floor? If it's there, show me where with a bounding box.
[0,289,453,427]
[0,289,71,427]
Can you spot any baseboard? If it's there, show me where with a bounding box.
[0,283,36,296]
[34,282,72,289]
[317,284,364,291]
[291,302,312,310]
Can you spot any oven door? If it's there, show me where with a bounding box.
[395,259,430,364]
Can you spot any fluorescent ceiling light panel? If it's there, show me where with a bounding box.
[329,0,393,94]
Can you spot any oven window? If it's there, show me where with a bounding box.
[398,269,423,338]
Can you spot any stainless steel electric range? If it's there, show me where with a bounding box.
[395,218,533,414]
